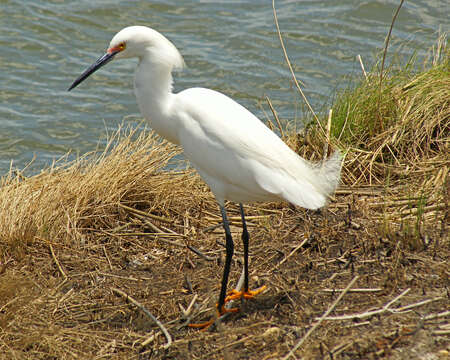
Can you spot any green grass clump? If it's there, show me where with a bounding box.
[332,52,449,153]
[296,35,448,186]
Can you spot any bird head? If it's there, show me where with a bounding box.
[68,26,184,91]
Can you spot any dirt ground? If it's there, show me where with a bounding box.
[0,179,448,359]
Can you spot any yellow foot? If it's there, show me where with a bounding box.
[224,285,267,303]
[188,305,239,330]
[188,318,214,330]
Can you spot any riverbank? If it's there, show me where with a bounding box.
[0,38,448,359]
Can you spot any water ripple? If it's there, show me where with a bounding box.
[0,0,447,175]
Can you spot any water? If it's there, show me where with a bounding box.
[0,0,447,176]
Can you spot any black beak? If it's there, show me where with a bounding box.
[68,51,119,91]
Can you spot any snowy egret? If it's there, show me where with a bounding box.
[68,26,342,327]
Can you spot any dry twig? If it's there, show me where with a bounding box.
[111,287,172,349]
[267,236,309,274]
[321,288,382,293]
[317,289,443,321]
[424,310,450,321]
[119,203,172,224]
[282,276,359,360]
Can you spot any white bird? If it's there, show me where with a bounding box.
[69,26,342,327]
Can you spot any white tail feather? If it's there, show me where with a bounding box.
[314,150,343,197]
[278,150,343,210]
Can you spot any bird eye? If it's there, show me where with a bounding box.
[119,43,126,50]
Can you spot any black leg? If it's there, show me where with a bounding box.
[239,203,249,293]
[218,205,234,311]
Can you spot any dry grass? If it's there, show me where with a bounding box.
[0,40,448,359]
[293,36,448,239]
[0,127,211,246]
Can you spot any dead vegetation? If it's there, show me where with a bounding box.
[0,36,449,360]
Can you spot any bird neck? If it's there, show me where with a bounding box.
[134,56,179,144]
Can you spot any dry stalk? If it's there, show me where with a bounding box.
[321,288,382,293]
[0,296,20,313]
[48,242,67,280]
[111,287,172,349]
[378,0,405,130]
[179,294,199,318]
[379,0,406,87]
[272,0,325,136]
[424,310,450,321]
[267,236,309,274]
[266,96,285,140]
[357,54,368,80]
[317,289,443,321]
[119,203,172,224]
[282,276,359,360]
[323,109,332,160]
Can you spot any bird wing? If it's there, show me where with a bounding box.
[174,88,336,209]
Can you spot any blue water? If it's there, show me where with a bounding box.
[0,0,447,175]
